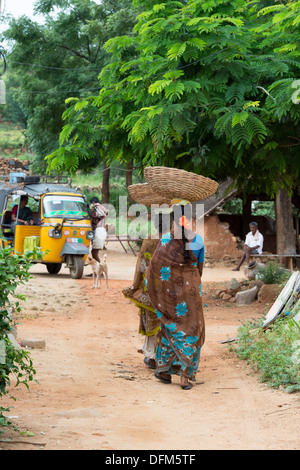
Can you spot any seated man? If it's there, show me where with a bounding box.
[233,221,264,271]
[11,195,34,232]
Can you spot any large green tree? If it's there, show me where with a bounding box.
[46,0,300,200]
[1,0,136,172]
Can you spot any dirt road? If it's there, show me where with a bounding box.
[1,244,299,450]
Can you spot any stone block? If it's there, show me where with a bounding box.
[258,284,281,304]
[20,338,46,350]
[235,286,258,305]
[226,278,240,295]
[249,280,264,291]
[220,292,232,301]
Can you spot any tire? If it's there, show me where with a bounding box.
[46,263,62,275]
[69,256,84,279]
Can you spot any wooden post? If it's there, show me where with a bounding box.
[295,210,300,253]
[101,159,110,204]
[275,188,296,269]
[242,197,252,239]
[126,160,134,205]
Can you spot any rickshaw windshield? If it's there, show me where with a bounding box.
[43,195,88,219]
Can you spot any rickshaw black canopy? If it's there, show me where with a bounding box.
[0,181,82,213]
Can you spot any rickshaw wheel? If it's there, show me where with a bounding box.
[46,263,62,275]
[69,255,84,279]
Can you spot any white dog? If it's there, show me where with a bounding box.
[87,253,108,289]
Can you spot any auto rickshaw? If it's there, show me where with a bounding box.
[0,175,94,279]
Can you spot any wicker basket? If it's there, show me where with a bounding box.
[128,183,172,207]
[144,166,218,202]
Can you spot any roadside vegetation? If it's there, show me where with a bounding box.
[0,121,29,161]
[231,311,300,393]
[0,246,40,431]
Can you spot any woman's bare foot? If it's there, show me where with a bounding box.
[180,376,192,390]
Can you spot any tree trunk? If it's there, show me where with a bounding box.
[101,160,110,204]
[126,159,134,205]
[242,197,252,239]
[295,210,300,253]
[275,188,296,268]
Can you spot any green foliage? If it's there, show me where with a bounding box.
[44,0,300,199]
[0,244,42,429]
[82,175,131,211]
[256,262,291,285]
[251,200,275,219]
[222,198,243,215]
[0,71,27,127]
[222,199,276,217]
[2,0,137,173]
[0,122,26,159]
[232,316,300,392]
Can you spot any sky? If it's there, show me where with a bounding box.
[0,0,44,34]
[2,0,38,19]
[2,0,102,18]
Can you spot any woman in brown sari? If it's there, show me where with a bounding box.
[145,202,205,390]
[122,211,171,369]
[122,237,160,368]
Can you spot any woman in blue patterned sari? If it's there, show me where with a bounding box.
[145,202,205,390]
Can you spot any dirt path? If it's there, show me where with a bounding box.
[1,244,299,450]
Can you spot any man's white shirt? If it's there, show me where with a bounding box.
[245,230,264,254]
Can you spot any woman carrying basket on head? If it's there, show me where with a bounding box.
[128,166,218,390]
[145,201,205,390]
[122,210,172,370]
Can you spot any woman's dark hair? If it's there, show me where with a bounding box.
[154,212,172,237]
[90,197,100,204]
[172,204,192,261]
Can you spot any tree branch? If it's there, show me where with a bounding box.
[54,44,91,62]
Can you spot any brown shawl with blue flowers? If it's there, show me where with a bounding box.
[145,233,204,378]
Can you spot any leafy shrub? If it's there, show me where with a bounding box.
[231,314,300,393]
[257,262,291,285]
[0,244,40,431]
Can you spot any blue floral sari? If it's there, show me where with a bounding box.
[145,232,205,379]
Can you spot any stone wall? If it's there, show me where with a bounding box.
[0,157,30,178]
[203,215,240,260]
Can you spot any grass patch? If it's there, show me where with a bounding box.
[72,172,103,189]
[256,262,291,285]
[230,307,300,393]
[0,122,27,159]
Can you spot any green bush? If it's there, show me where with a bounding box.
[0,244,40,432]
[257,262,291,285]
[231,313,300,393]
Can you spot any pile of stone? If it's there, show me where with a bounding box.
[216,276,282,306]
[216,278,241,303]
[0,157,30,178]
